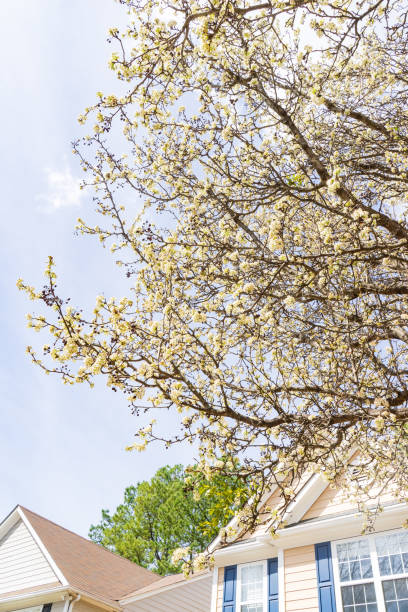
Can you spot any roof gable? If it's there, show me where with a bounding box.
[213,456,403,552]
[18,507,160,602]
[0,516,59,596]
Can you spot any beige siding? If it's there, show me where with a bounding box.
[284,545,319,612]
[303,481,355,520]
[75,601,106,612]
[216,567,224,612]
[0,520,57,594]
[123,577,212,612]
[303,480,397,521]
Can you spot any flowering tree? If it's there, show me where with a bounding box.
[20,0,408,544]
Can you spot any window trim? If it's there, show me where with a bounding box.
[236,559,268,611]
[331,528,408,612]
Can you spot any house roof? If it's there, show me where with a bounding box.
[18,506,161,602]
[125,573,186,598]
[119,570,212,611]
[122,569,209,601]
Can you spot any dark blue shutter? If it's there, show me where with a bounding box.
[315,542,337,612]
[268,557,279,612]
[223,564,237,612]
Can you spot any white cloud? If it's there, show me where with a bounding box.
[36,166,85,210]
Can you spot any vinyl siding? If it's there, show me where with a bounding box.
[302,479,397,521]
[284,545,319,612]
[123,577,212,612]
[75,601,106,612]
[0,520,57,594]
[216,547,319,612]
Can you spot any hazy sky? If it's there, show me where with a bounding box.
[0,1,195,537]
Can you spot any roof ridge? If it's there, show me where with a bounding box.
[19,505,159,578]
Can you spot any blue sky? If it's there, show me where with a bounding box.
[0,1,195,537]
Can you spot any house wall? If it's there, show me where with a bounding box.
[0,520,57,595]
[215,545,319,612]
[284,545,318,612]
[74,601,105,612]
[123,577,213,612]
[303,479,397,521]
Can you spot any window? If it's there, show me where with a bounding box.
[332,530,408,612]
[237,561,267,612]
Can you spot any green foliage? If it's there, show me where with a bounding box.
[89,463,248,575]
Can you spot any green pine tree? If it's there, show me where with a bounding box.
[89,463,248,575]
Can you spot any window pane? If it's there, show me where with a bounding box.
[242,586,263,603]
[349,542,360,560]
[340,563,351,581]
[241,564,263,584]
[376,536,389,556]
[362,559,373,579]
[241,564,263,603]
[351,561,362,581]
[383,578,408,612]
[395,578,408,599]
[383,580,397,601]
[376,533,408,577]
[391,554,403,575]
[336,540,373,583]
[342,586,354,606]
[354,585,365,604]
[341,583,377,612]
[388,535,400,551]
[365,583,376,602]
[359,541,370,558]
[379,556,392,576]
[241,606,263,612]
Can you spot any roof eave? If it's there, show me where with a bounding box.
[0,585,122,612]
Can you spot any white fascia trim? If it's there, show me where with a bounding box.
[120,572,211,604]
[265,447,362,533]
[209,449,367,557]
[0,587,69,605]
[0,507,21,542]
[0,586,121,612]
[280,473,328,525]
[213,534,277,561]
[18,507,68,587]
[276,501,408,540]
[210,475,317,556]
